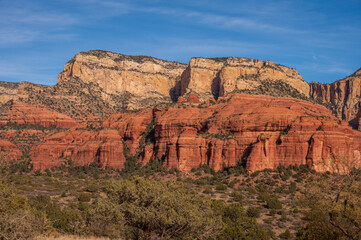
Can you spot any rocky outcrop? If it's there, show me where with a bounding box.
[30,94,361,172]
[31,109,153,170]
[178,57,309,100]
[0,101,78,128]
[0,51,187,117]
[0,81,20,104]
[58,50,187,109]
[152,94,361,172]
[0,139,22,161]
[310,68,361,127]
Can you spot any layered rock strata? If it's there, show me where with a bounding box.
[0,101,78,128]
[178,57,309,100]
[310,68,361,127]
[31,109,153,170]
[2,50,360,127]
[30,94,361,172]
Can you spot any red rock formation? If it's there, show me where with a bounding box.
[187,94,200,103]
[0,140,22,161]
[31,129,125,170]
[177,96,186,103]
[30,94,361,173]
[31,109,153,170]
[208,97,216,103]
[153,94,361,172]
[0,101,78,128]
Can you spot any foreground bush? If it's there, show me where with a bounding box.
[0,176,271,240]
[216,203,269,239]
[297,169,361,240]
[93,178,222,239]
[88,178,270,240]
[0,181,48,239]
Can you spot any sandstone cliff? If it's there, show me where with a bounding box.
[2,50,361,173]
[0,51,315,118]
[30,94,361,173]
[310,68,361,128]
[178,57,310,101]
[31,109,153,170]
[0,100,78,128]
[58,50,187,109]
[0,51,187,117]
[0,81,19,104]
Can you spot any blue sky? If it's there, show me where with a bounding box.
[0,0,360,85]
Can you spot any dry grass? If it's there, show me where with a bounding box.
[36,235,116,240]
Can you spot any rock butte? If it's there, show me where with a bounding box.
[30,94,361,172]
[1,50,361,172]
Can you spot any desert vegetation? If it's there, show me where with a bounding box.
[0,158,360,240]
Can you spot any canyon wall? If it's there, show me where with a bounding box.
[30,109,153,170]
[310,68,361,127]
[29,94,361,172]
[1,50,361,173]
[179,57,309,100]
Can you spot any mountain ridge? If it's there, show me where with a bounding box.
[1,50,361,173]
[1,50,360,126]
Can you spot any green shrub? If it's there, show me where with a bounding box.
[279,229,292,239]
[246,207,261,218]
[216,184,228,191]
[85,184,99,193]
[203,187,212,194]
[265,196,283,209]
[100,178,222,239]
[250,171,260,177]
[0,211,46,240]
[258,193,283,209]
[231,191,244,202]
[289,182,297,193]
[78,193,91,202]
[217,203,269,239]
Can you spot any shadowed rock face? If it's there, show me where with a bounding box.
[310,68,361,128]
[30,94,361,173]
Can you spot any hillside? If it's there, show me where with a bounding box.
[1,50,361,174]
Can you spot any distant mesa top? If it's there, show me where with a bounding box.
[0,50,360,127]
